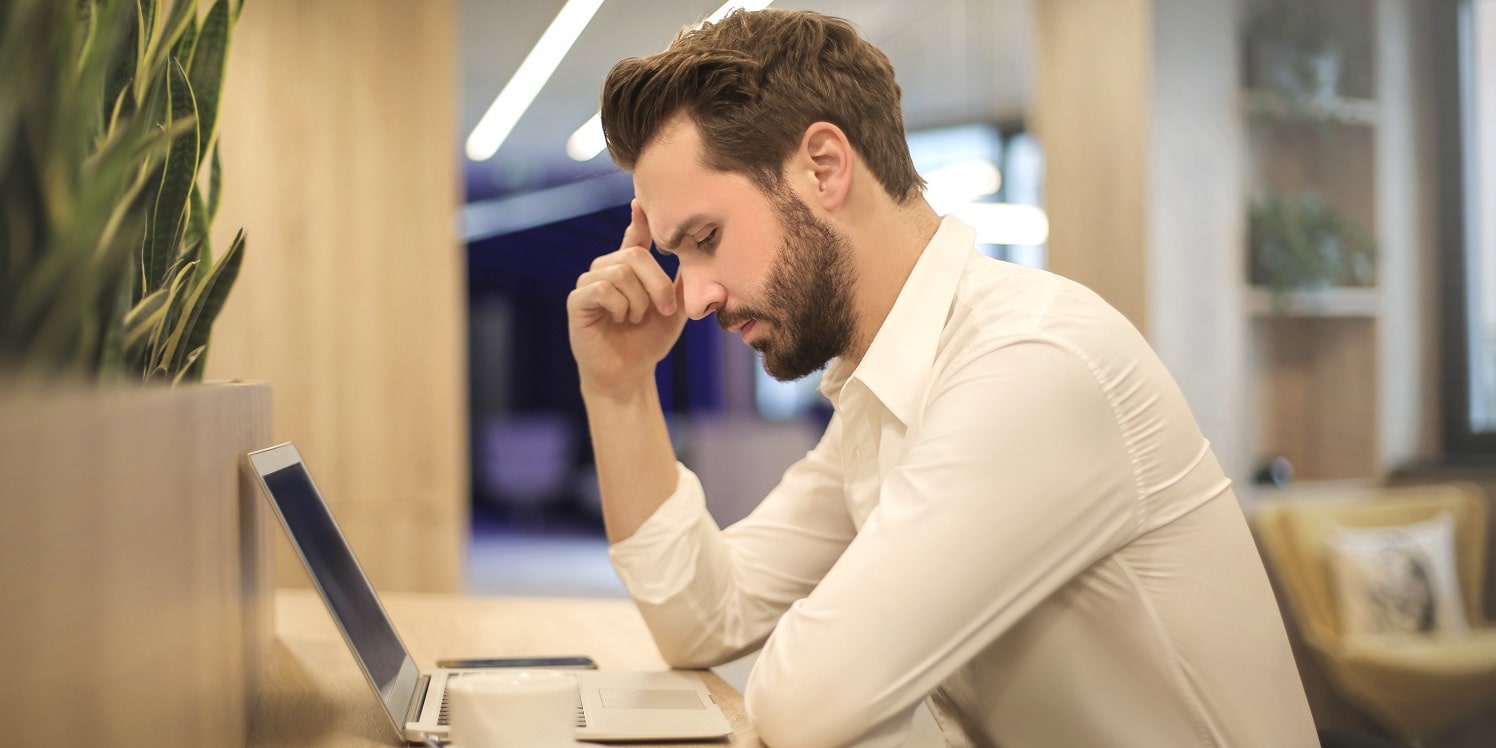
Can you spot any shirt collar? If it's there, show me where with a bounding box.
[819,215,976,422]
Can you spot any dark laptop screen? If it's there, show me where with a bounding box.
[261,459,416,715]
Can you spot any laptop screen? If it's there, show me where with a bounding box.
[251,444,422,732]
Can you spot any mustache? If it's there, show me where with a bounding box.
[716,307,762,332]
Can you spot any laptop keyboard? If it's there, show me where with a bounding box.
[437,675,587,729]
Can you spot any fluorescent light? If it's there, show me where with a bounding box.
[467,0,607,162]
[946,203,1049,246]
[566,111,606,161]
[566,0,774,162]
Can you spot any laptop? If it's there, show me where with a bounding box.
[246,442,733,744]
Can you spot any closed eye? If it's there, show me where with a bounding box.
[697,228,720,253]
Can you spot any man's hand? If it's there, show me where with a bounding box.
[567,200,687,398]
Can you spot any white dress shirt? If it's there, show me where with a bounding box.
[610,217,1318,747]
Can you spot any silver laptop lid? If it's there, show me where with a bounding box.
[247,442,423,738]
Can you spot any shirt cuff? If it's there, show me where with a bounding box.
[607,462,711,604]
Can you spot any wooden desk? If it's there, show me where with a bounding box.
[251,589,761,746]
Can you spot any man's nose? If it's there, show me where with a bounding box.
[680,269,726,321]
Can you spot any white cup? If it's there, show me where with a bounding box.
[446,670,577,747]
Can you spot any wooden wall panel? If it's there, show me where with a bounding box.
[1036,0,1251,482]
[205,1,467,592]
[1034,0,1152,333]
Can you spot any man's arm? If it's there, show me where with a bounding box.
[743,340,1143,748]
[573,202,859,668]
[580,379,678,543]
[610,417,857,668]
[567,200,686,542]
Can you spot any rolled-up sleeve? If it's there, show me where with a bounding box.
[608,417,857,669]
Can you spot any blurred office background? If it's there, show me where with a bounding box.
[201,0,1493,743]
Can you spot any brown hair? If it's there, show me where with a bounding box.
[600,9,925,204]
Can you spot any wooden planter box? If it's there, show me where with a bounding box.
[0,381,274,746]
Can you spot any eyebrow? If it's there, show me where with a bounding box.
[658,214,708,254]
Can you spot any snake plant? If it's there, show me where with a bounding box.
[1,0,247,385]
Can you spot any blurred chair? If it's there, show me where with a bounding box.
[478,414,577,513]
[1255,483,1496,742]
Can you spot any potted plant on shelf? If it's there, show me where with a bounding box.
[1249,190,1377,311]
[1245,0,1373,104]
[0,2,274,745]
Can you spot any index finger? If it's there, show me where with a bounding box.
[619,199,653,252]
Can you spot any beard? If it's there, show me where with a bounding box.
[716,191,859,382]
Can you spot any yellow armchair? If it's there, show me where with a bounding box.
[1254,483,1496,741]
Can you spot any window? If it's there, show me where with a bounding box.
[1439,0,1496,455]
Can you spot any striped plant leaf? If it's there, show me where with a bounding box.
[172,5,198,71]
[132,0,155,104]
[208,142,221,222]
[188,0,230,165]
[173,344,205,385]
[169,228,243,377]
[185,183,208,257]
[142,57,197,295]
[96,275,133,380]
[1,0,244,383]
[193,221,213,284]
[102,1,139,126]
[147,255,198,378]
[139,0,196,95]
[122,286,169,352]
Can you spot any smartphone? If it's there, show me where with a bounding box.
[434,655,598,670]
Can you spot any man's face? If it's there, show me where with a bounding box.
[724,191,857,381]
[633,118,858,381]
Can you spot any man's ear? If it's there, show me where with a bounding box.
[795,122,853,212]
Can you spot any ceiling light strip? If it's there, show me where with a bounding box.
[467,0,607,162]
[566,0,774,162]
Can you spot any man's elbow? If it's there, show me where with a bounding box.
[746,674,870,748]
[651,630,750,670]
[657,644,723,670]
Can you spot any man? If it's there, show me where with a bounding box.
[567,9,1316,747]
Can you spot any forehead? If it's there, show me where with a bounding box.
[632,117,764,242]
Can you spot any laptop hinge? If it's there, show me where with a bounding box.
[405,674,431,725]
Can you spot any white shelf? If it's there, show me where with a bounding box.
[1243,90,1380,127]
[1247,287,1380,318]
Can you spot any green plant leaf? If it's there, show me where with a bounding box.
[131,0,153,105]
[185,182,208,254]
[173,344,205,385]
[208,141,221,222]
[140,0,196,90]
[148,255,198,378]
[122,285,169,352]
[0,0,243,381]
[172,6,198,70]
[102,1,138,125]
[168,227,243,378]
[192,218,214,286]
[143,57,198,294]
[95,266,132,381]
[188,0,230,165]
